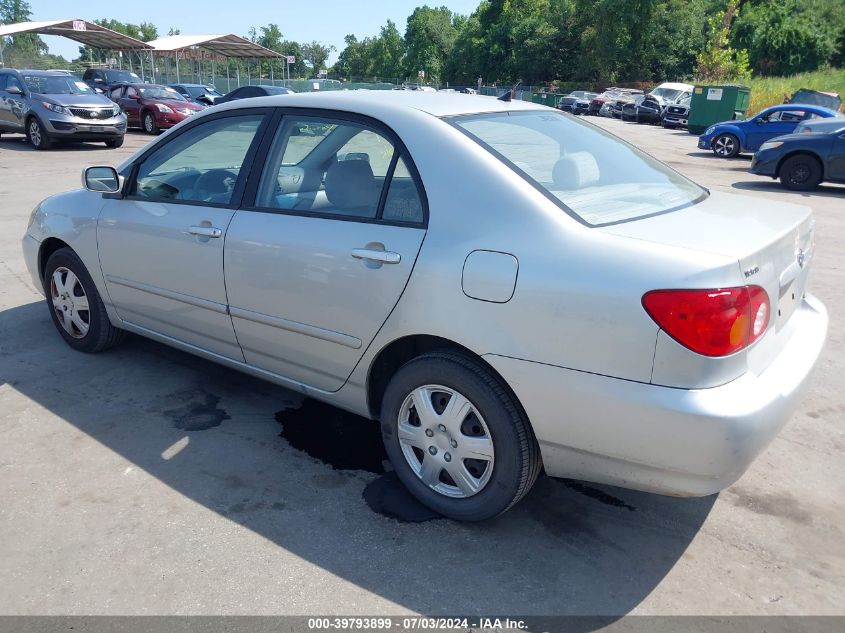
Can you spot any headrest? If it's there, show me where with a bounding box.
[325,160,376,212]
[552,152,600,190]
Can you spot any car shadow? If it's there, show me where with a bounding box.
[0,137,115,152]
[686,151,753,161]
[732,180,845,198]
[0,300,716,619]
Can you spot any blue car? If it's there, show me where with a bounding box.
[698,104,841,158]
[751,119,845,190]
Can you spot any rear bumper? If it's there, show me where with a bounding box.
[485,294,828,497]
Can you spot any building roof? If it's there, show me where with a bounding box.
[145,34,282,58]
[0,19,151,50]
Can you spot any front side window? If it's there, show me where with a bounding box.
[5,75,24,93]
[256,115,424,223]
[450,111,706,226]
[132,114,264,205]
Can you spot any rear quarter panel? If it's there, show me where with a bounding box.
[341,113,739,398]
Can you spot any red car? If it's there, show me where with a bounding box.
[109,83,203,134]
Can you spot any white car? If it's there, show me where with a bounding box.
[22,91,827,520]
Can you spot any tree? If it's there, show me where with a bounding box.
[0,0,47,58]
[731,0,845,75]
[334,20,406,81]
[76,20,158,63]
[334,34,369,78]
[301,40,336,77]
[696,0,752,82]
[404,5,459,82]
[371,20,405,79]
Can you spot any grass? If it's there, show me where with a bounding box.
[746,67,845,114]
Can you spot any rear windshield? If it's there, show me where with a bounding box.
[186,86,221,98]
[450,110,706,226]
[105,70,141,83]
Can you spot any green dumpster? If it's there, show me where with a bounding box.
[688,84,751,135]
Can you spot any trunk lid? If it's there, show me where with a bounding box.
[601,190,815,371]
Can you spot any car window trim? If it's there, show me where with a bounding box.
[240,107,429,229]
[119,107,275,210]
[377,151,401,221]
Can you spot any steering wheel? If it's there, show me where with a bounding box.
[193,169,237,202]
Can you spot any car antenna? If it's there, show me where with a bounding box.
[498,81,521,102]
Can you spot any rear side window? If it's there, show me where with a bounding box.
[450,110,706,227]
[383,157,424,223]
[255,115,425,224]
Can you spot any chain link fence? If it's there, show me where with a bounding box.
[1,53,654,98]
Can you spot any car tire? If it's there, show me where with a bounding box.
[778,154,823,191]
[380,350,542,521]
[142,111,159,135]
[712,133,740,158]
[44,247,126,353]
[105,137,124,149]
[27,117,52,150]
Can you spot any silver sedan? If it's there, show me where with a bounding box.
[22,91,828,520]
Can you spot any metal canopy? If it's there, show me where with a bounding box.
[146,34,282,58]
[0,19,152,50]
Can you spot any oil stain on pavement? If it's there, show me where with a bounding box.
[164,391,231,431]
[275,399,442,522]
[562,481,636,512]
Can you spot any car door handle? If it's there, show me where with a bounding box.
[187,226,223,238]
[351,248,401,264]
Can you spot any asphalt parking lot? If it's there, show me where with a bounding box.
[0,117,843,618]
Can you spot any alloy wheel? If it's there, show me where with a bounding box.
[714,136,736,157]
[29,120,41,148]
[788,163,811,186]
[144,114,154,133]
[397,384,495,498]
[50,267,90,339]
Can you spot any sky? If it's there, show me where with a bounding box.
[28,0,482,64]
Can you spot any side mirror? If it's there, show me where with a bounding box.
[83,166,121,193]
[6,85,23,96]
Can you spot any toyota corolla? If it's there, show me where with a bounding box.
[22,92,828,520]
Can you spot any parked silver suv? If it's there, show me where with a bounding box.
[0,69,127,150]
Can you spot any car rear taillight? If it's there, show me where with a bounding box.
[642,286,770,357]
